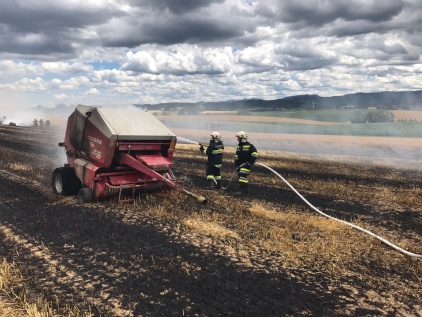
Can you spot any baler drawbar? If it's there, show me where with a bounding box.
[52,105,206,204]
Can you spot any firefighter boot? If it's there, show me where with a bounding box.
[234,183,245,195]
[243,183,249,195]
[216,179,222,190]
[205,179,216,190]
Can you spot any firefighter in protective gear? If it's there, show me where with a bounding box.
[33,119,38,126]
[45,119,50,128]
[199,131,224,190]
[234,131,258,195]
[39,119,43,126]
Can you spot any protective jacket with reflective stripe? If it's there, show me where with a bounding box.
[206,140,224,166]
[235,141,258,167]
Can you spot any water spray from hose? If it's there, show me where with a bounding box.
[177,137,200,145]
[177,137,208,147]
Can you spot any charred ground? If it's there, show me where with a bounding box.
[0,124,421,316]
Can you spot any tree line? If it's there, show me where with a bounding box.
[351,111,396,123]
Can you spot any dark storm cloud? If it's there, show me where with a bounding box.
[272,40,339,71]
[407,34,422,47]
[0,0,123,33]
[380,43,407,55]
[124,0,225,14]
[348,38,413,63]
[253,2,278,19]
[354,38,408,54]
[325,9,422,39]
[282,56,338,71]
[0,0,124,57]
[0,0,421,75]
[102,17,244,47]
[275,0,404,26]
[99,0,274,48]
[0,29,74,56]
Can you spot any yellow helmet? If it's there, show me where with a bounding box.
[210,131,221,140]
[236,131,248,138]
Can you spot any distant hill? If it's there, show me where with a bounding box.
[30,103,76,115]
[136,90,422,111]
[30,90,422,113]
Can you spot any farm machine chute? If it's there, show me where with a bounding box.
[52,105,207,204]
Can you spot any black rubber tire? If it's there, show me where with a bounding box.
[77,188,93,204]
[52,167,81,195]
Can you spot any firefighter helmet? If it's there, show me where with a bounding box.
[210,131,221,140]
[235,131,248,139]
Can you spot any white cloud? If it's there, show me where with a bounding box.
[0,60,93,77]
[84,88,100,95]
[112,87,133,94]
[8,77,49,92]
[54,93,69,101]
[121,46,235,75]
[0,0,420,107]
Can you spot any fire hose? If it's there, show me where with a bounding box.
[177,137,422,258]
[253,163,422,258]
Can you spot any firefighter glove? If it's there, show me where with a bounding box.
[199,145,205,153]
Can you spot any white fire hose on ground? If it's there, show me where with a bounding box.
[177,137,422,258]
[254,163,422,258]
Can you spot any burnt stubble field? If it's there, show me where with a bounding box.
[0,124,421,317]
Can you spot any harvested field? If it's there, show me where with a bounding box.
[172,127,422,160]
[0,124,421,316]
[393,110,422,121]
[202,111,238,114]
[172,127,422,147]
[160,114,343,125]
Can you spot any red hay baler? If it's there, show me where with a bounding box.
[53,105,206,204]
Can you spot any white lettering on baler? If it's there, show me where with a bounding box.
[88,136,103,145]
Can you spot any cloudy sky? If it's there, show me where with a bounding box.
[0,0,421,111]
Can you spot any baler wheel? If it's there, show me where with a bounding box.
[52,167,81,195]
[77,188,93,204]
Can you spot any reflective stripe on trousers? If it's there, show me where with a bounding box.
[238,169,249,184]
[206,164,221,181]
